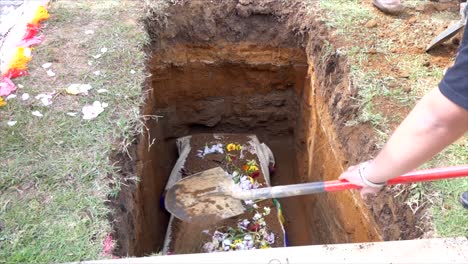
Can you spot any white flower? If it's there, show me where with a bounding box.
[7,120,17,126]
[263,207,271,216]
[41,62,52,69]
[100,47,108,53]
[222,239,232,246]
[35,92,54,106]
[203,242,215,253]
[21,93,29,100]
[82,101,106,120]
[46,69,55,77]
[265,232,275,244]
[32,110,43,117]
[238,219,250,229]
[66,84,92,95]
[244,200,254,206]
[97,89,108,93]
[253,213,262,221]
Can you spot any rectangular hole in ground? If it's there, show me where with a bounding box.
[118,43,381,256]
[112,1,383,257]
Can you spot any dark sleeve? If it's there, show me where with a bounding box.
[438,28,468,110]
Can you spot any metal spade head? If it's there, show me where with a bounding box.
[426,21,465,52]
[164,167,247,223]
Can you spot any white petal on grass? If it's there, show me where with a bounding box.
[88,61,93,66]
[18,84,24,88]
[66,84,92,95]
[35,92,54,106]
[101,102,108,108]
[21,93,30,100]
[6,94,16,100]
[42,62,52,69]
[97,89,108,93]
[82,101,105,120]
[46,69,56,77]
[100,47,108,53]
[85,29,94,34]
[66,112,78,117]
[130,70,136,74]
[7,120,17,126]
[93,70,101,76]
[32,110,43,117]
[92,54,102,59]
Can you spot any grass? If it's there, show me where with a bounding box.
[0,0,147,262]
[318,0,468,237]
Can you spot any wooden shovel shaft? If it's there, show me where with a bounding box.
[236,165,468,201]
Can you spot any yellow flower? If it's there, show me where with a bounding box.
[0,97,6,107]
[227,143,242,152]
[248,165,259,173]
[260,244,271,249]
[9,47,32,71]
[226,143,236,152]
[31,5,49,25]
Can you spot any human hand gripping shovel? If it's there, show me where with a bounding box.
[165,165,468,222]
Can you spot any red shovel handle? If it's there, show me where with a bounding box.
[324,165,468,192]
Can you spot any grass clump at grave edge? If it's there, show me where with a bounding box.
[317,0,468,237]
[0,1,147,262]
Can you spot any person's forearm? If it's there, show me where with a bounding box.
[364,88,467,183]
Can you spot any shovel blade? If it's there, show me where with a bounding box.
[164,167,246,222]
[426,21,464,52]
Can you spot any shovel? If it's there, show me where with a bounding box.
[426,3,467,52]
[165,165,468,222]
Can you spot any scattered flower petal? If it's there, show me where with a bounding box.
[93,54,102,59]
[35,92,54,106]
[88,61,93,66]
[42,62,52,69]
[18,84,24,88]
[130,70,136,74]
[46,69,55,77]
[101,102,109,108]
[97,89,108,93]
[21,93,30,100]
[82,101,105,120]
[66,84,92,95]
[6,94,16,100]
[93,70,101,76]
[7,120,17,126]
[0,77,16,96]
[32,110,43,117]
[100,47,108,53]
[66,112,78,117]
[263,207,271,216]
[85,29,94,35]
